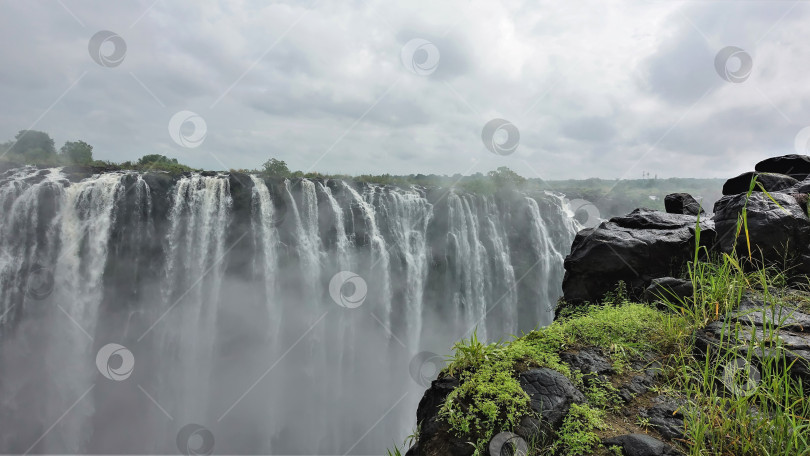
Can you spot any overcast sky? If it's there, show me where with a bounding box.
[1,0,808,179]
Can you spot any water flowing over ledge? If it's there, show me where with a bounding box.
[0,166,578,454]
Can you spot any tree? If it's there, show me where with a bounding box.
[487,166,526,188]
[137,154,178,165]
[9,130,56,160]
[262,158,291,177]
[60,140,93,164]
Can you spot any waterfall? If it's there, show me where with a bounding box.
[250,175,280,341]
[0,169,578,454]
[0,170,124,453]
[0,167,65,327]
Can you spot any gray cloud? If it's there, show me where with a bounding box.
[1,0,809,179]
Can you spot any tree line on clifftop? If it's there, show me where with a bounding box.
[1,129,723,218]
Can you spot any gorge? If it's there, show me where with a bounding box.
[0,164,579,454]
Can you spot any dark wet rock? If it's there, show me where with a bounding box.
[694,304,810,385]
[406,377,473,456]
[603,434,681,456]
[643,277,693,304]
[618,361,662,402]
[562,209,714,304]
[755,154,810,181]
[664,193,704,216]
[712,192,810,263]
[560,348,614,378]
[732,294,810,333]
[516,368,585,441]
[722,171,797,196]
[638,397,684,440]
[0,161,22,173]
[790,179,810,194]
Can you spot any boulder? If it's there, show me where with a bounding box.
[408,368,587,455]
[406,377,473,456]
[560,348,614,378]
[643,277,693,304]
[617,360,662,402]
[516,368,585,439]
[722,172,797,196]
[562,209,714,304]
[712,192,810,263]
[664,193,704,216]
[638,397,684,440]
[693,295,810,384]
[603,434,681,456]
[755,154,810,181]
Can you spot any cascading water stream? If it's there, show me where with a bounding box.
[158,175,232,426]
[0,169,580,454]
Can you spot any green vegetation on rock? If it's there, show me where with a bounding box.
[434,302,682,455]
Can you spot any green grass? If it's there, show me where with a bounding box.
[660,260,810,456]
[550,403,607,456]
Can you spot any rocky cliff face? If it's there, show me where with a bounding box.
[405,154,810,456]
[562,154,810,305]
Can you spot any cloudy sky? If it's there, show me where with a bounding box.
[1,0,808,179]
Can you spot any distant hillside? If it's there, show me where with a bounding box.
[542,177,725,220]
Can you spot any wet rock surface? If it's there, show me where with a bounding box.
[755,154,810,181]
[643,277,693,304]
[562,209,714,304]
[519,368,586,432]
[603,433,682,456]
[722,171,797,195]
[694,293,810,384]
[713,191,810,262]
[563,155,810,306]
[638,397,685,441]
[664,192,704,216]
